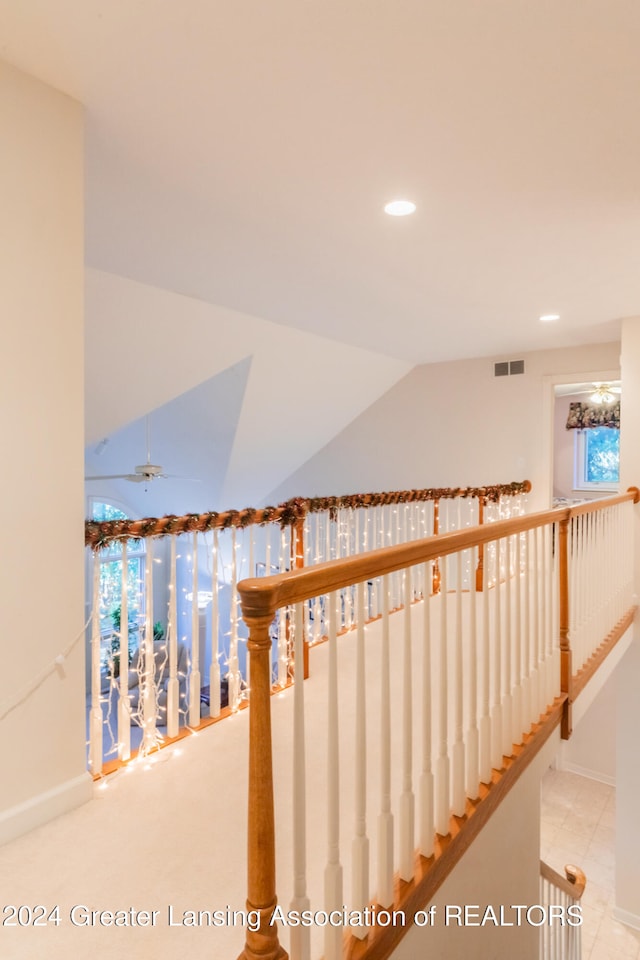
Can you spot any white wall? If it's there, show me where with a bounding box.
[559,674,616,784]
[267,342,620,511]
[0,62,89,841]
[615,317,640,927]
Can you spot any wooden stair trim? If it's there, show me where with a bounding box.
[571,605,636,704]
[343,697,565,960]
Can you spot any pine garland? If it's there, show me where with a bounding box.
[85,480,531,551]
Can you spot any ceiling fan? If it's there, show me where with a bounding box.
[579,382,622,404]
[85,416,197,484]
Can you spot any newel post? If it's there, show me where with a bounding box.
[237,602,288,960]
[558,516,573,739]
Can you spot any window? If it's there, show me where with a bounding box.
[574,427,620,491]
[91,501,146,639]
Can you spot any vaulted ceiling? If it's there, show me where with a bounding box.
[3,2,638,510]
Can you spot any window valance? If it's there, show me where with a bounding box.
[566,401,620,430]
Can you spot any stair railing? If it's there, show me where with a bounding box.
[85,481,530,776]
[539,860,586,960]
[236,489,637,960]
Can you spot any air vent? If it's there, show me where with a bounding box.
[494,360,525,377]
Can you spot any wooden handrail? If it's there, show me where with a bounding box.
[540,859,587,899]
[85,479,532,549]
[237,488,636,960]
[238,490,640,621]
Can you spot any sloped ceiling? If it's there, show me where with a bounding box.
[85,269,411,511]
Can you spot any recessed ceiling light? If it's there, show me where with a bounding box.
[384,199,416,217]
[539,314,560,323]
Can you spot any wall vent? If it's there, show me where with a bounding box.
[494,359,525,377]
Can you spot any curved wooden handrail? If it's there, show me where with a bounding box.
[238,489,639,621]
[540,859,587,899]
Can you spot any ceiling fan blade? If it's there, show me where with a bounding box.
[85,474,132,481]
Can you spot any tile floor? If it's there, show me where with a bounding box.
[541,768,640,960]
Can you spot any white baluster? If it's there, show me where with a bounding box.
[228,527,240,710]
[89,551,103,774]
[419,561,435,856]
[465,547,480,799]
[502,536,513,759]
[399,569,416,880]
[117,539,131,760]
[141,538,157,754]
[511,532,523,746]
[325,590,343,960]
[313,517,321,642]
[351,580,369,939]
[188,531,201,727]
[479,546,492,784]
[208,530,221,719]
[377,573,394,906]
[290,603,310,960]
[451,552,466,816]
[491,538,503,770]
[435,558,450,835]
[522,528,532,734]
[166,536,180,736]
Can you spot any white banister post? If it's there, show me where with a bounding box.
[512,531,523,746]
[465,546,480,800]
[141,538,157,754]
[117,539,131,760]
[435,558,450,834]
[324,590,343,960]
[89,551,103,775]
[399,568,416,880]
[166,536,179,737]
[228,526,241,710]
[502,535,514,759]
[290,603,310,960]
[491,538,504,770]
[377,573,394,905]
[479,553,492,784]
[419,560,435,856]
[208,529,221,719]
[188,530,201,727]
[351,580,369,939]
[451,551,466,816]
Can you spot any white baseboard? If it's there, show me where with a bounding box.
[613,906,640,931]
[556,755,616,787]
[0,772,93,847]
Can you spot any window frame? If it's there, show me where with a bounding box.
[573,427,620,493]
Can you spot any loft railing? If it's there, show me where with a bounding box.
[235,489,637,960]
[539,860,586,960]
[84,480,529,776]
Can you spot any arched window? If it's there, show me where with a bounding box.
[91,500,146,641]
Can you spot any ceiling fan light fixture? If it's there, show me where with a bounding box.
[590,388,615,404]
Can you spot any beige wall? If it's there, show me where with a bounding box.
[267,342,620,512]
[615,317,640,926]
[0,61,89,839]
